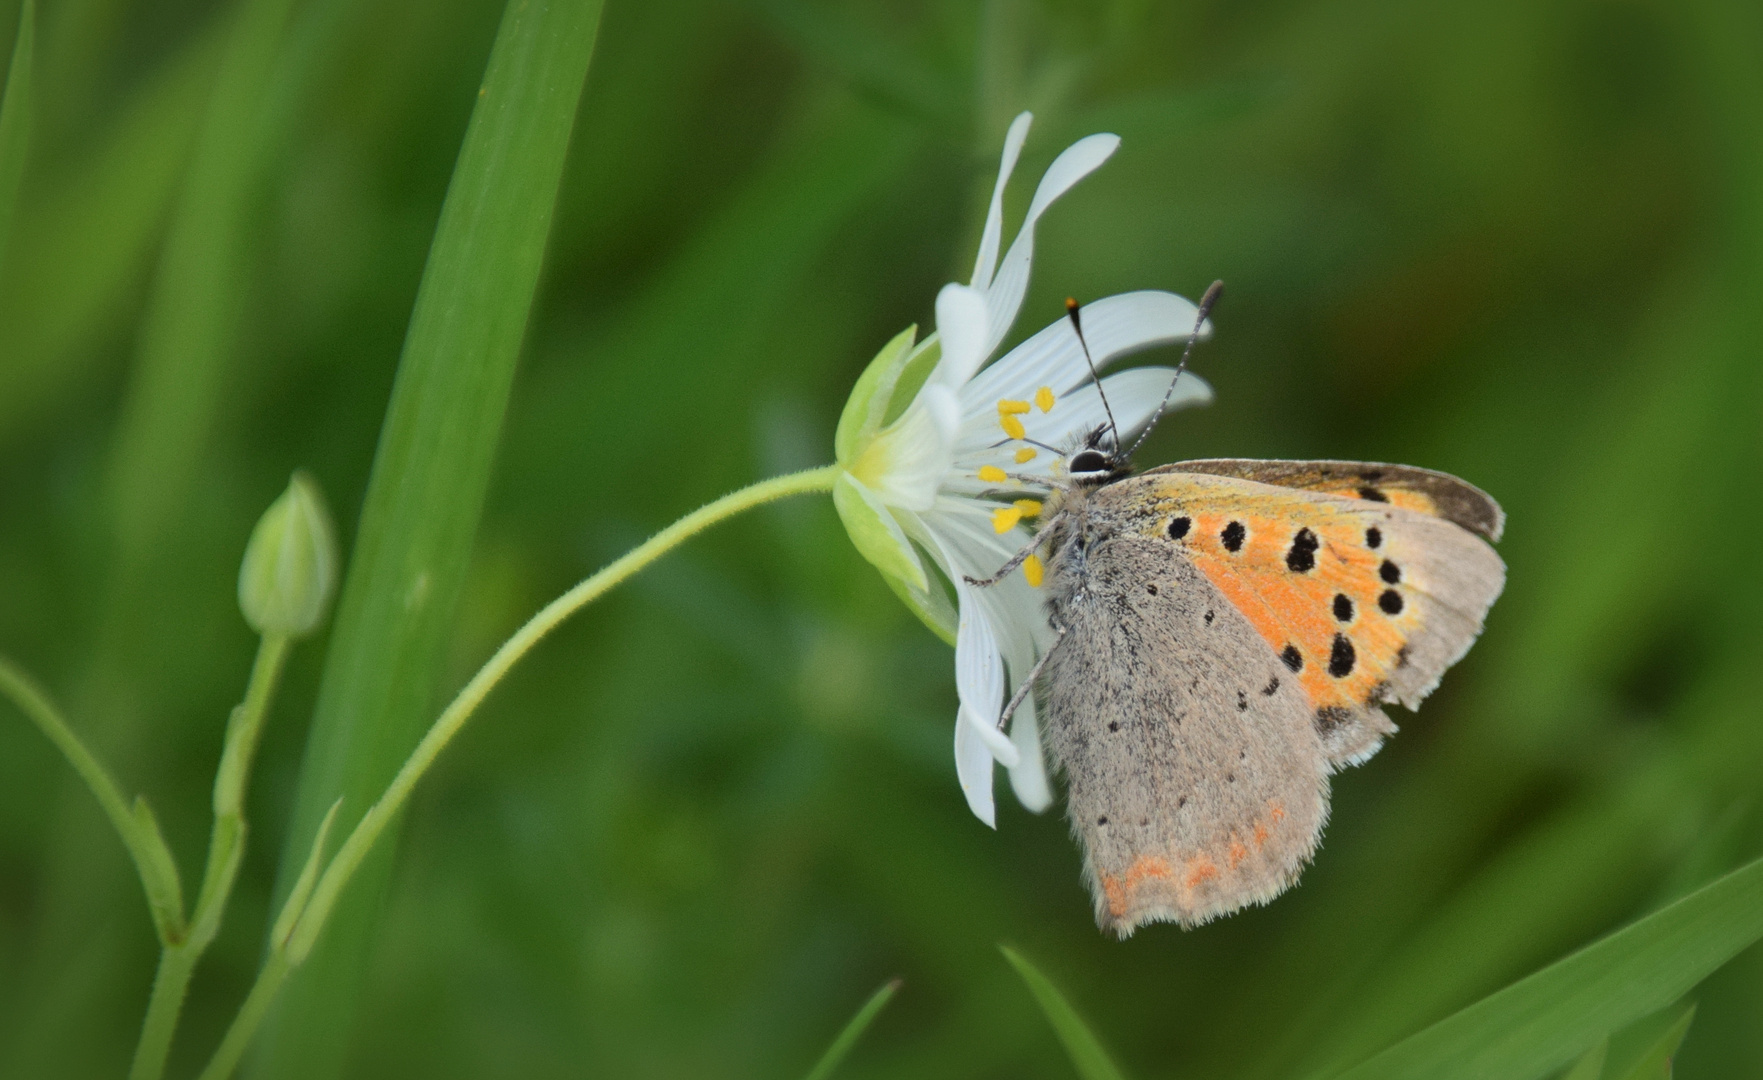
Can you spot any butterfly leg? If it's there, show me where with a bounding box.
[963,531,1046,588]
[998,622,1067,731]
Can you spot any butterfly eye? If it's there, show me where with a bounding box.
[1069,450,1109,475]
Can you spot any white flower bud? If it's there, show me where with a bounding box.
[238,472,338,637]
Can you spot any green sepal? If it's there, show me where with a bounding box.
[881,334,942,428]
[130,795,187,943]
[880,557,957,646]
[833,472,926,592]
[834,324,916,464]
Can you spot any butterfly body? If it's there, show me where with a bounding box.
[1037,460,1505,936]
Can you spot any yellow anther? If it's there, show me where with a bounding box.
[1035,386,1056,412]
[1023,554,1044,587]
[977,465,1008,483]
[1014,499,1043,518]
[1000,414,1026,440]
[1014,447,1037,463]
[997,399,1032,415]
[992,505,1024,533]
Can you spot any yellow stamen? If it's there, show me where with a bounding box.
[1014,447,1037,463]
[977,465,1008,483]
[1035,386,1056,412]
[1000,414,1026,440]
[997,399,1032,415]
[1023,554,1044,587]
[1014,499,1043,518]
[992,506,1023,533]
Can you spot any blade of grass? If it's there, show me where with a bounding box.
[1605,1003,1695,1080]
[250,2,607,1076]
[1560,1039,1607,1080]
[0,0,33,264]
[801,979,901,1080]
[1325,855,1763,1080]
[1000,946,1128,1080]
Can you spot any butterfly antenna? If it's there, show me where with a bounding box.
[1124,280,1224,460]
[1065,297,1120,452]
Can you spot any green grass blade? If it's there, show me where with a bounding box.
[252,2,607,1076]
[800,979,901,1080]
[0,0,33,264]
[1328,857,1763,1080]
[1606,1003,1696,1080]
[1001,946,1129,1080]
[1561,1039,1607,1080]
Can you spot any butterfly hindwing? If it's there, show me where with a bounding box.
[1041,533,1329,935]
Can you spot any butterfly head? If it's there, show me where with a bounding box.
[1066,424,1133,487]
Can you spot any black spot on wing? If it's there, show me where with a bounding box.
[1281,644,1303,672]
[1328,634,1356,678]
[1286,528,1319,572]
[1380,559,1402,584]
[1315,706,1353,734]
[1221,521,1246,552]
[1237,690,1248,711]
[1357,487,1389,502]
[1262,676,1280,696]
[1168,516,1191,539]
[1333,594,1354,622]
[1366,526,1383,549]
[1379,588,1404,614]
[1204,610,1215,625]
[1146,583,1158,596]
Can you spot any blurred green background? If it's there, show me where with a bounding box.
[2,0,1761,1077]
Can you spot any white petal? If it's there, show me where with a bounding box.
[971,112,1033,291]
[980,133,1121,358]
[963,702,1020,767]
[933,283,992,389]
[1007,696,1052,811]
[963,290,1209,413]
[954,709,997,827]
[954,584,1005,723]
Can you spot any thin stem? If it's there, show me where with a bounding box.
[129,633,293,1080]
[0,657,181,932]
[196,951,290,1080]
[131,946,198,1080]
[198,464,839,1079]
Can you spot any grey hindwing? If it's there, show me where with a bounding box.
[1040,524,1331,935]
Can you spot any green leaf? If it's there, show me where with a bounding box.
[270,798,341,952]
[1605,1003,1696,1080]
[0,0,33,264]
[833,472,928,592]
[800,978,901,1080]
[881,334,942,427]
[255,1,607,1076]
[1327,856,1763,1080]
[834,324,916,465]
[1001,945,1129,1080]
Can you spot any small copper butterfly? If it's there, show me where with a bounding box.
[976,286,1506,936]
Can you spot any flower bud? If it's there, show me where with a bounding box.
[238,472,338,637]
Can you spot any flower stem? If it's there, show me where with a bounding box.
[197,464,839,1079]
[129,633,293,1080]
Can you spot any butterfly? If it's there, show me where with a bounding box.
[975,287,1506,937]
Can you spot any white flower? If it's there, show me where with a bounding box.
[833,112,1213,827]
